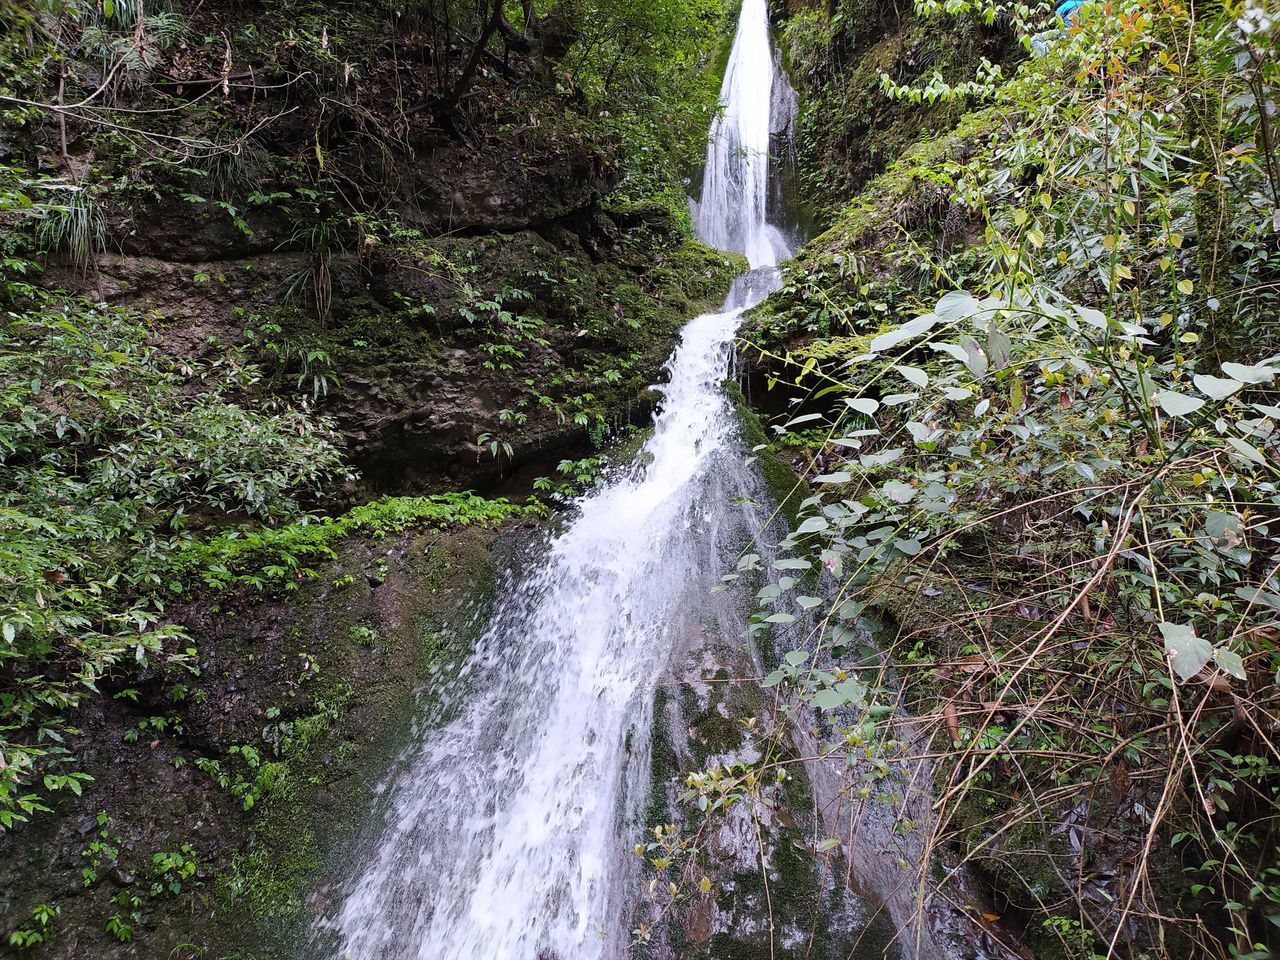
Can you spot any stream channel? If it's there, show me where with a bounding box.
[309,2,963,958]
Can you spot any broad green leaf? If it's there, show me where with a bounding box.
[869,313,941,352]
[882,392,919,406]
[895,365,929,388]
[883,480,916,503]
[930,342,969,363]
[1235,585,1280,612]
[795,595,824,610]
[836,599,865,620]
[1075,306,1108,330]
[1154,391,1205,417]
[987,325,1012,369]
[796,516,830,534]
[1227,437,1268,465]
[1159,622,1212,681]
[831,624,858,645]
[906,421,941,444]
[1009,376,1025,412]
[1203,510,1242,548]
[774,558,812,570]
[785,650,809,666]
[1222,361,1277,384]
[812,688,847,710]
[1214,647,1246,680]
[845,397,880,415]
[765,613,796,624]
[934,290,980,319]
[1193,374,1243,400]
[860,448,904,468]
[961,336,988,377]
[834,678,868,705]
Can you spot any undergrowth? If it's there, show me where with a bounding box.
[172,493,539,593]
[647,1,1280,958]
[0,178,530,831]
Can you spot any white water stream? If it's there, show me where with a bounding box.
[696,0,793,269]
[325,3,793,957]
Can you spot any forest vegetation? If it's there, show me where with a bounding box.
[717,0,1280,957]
[1,0,1279,958]
[0,0,736,954]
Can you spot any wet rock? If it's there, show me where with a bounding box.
[0,525,507,960]
[647,621,900,960]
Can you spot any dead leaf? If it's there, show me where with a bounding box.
[943,701,959,742]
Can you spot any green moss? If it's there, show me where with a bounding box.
[725,381,805,529]
[743,100,1021,348]
[783,0,1016,219]
[706,932,777,960]
[173,493,536,594]
[208,525,505,956]
[217,769,322,925]
[645,686,680,833]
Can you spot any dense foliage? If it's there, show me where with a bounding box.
[780,0,1014,216]
[555,0,730,217]
[644,1,1280,958]
[0,0,727,235]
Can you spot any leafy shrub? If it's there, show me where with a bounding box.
[0,290,346,829]
[662,1,1280,956]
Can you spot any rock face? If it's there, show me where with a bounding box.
[642,615,901,960]
[779,0,1019,221]
[35,8,738,500]
[0,520,518,960]
[64,208,739,496]
[394,136,616,233]
[109,131,616,265]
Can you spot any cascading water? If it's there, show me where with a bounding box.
[322,4,794,958]
[695,0,793,269]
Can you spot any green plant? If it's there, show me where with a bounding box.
[672,3,1280,955]
[282,188,350,324]
[80,811,122,886]
[347,623,380,647]
[6,902,58,949]
[149,845,198,897]
[104,913,133,943]
[245,317,339,401]
[475,431,515,461]
[0,294,347,829]
[33,184,103,274]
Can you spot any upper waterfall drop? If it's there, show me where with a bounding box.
[696,0,794,269]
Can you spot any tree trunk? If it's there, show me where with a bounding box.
[440,0,503,115]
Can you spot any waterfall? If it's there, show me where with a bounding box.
[695,0,794,269]
[322,3,794,958]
